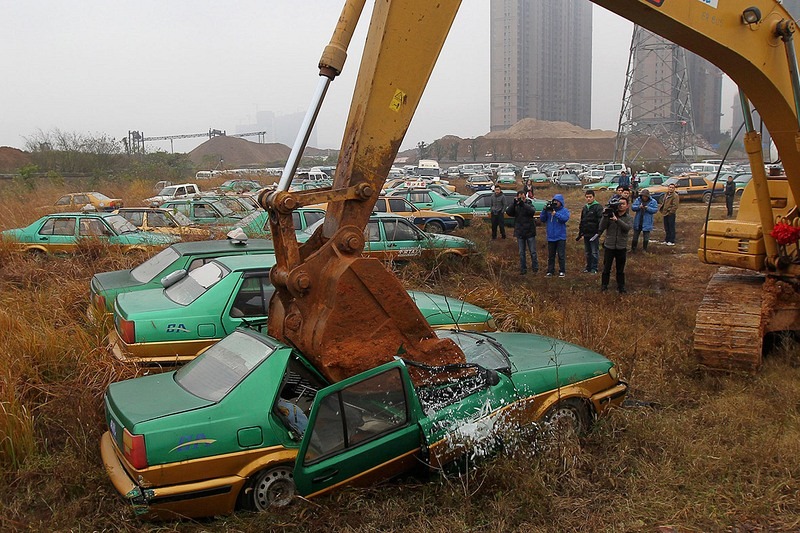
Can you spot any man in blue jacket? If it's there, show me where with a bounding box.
[540,193,570,277]
[630,188,659,252]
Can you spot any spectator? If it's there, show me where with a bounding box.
[506,190,539,275]
[659,182,680,246]
[490,185,508,239]
[599,197,632,293]
[540,193,570,277]
[578,190,603,273]
[631,189,658,252]
[725,175,736,217]
[619,170,631,189]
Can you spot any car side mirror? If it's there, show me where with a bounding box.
[161,269,187,288]
[484,368,500,386]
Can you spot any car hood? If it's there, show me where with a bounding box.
[427,233,474,249]
[107,372,213,428]
[488,332,612,389]
[408,290,491,327]
[117,232,177,245]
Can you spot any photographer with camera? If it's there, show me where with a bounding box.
[598,196,632,293]
[540,193,570,277]
[578,190,603,273]
[506,189,539,274]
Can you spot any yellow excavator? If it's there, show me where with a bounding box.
[260,0,800,382]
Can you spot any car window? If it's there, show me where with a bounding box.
[389,199,410,212]
[193,203,216,218]
[304,367,408,464]
[39,217,76,236]
[92,192,112,202]
[373,199,387,213]
[176,187,186,196]
[130,246,180,282]
[474,195,492,208]
[365,221,381,242]
[436,331,511,372]
[79,218,112,237]
[691,178,706,186]
[148,212,172,227]
[74,195,89,205]
[304,211,324,227]
[211,201,236,218]
[175,330,277,402]
[291,212,302,229]
[169,203,191,216]
[229,275,274,318]
[165,261,230,305]
[187,257,214,271]
[383,219,420,241]
[410,192,431,204]
[159,186,177,196]
[120,211,144,227]
[105,215,138,234]
[55,196,71,206]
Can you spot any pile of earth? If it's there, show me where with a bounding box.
[0,147,32,172]
[484,118,616,140]
[188,136,331,169]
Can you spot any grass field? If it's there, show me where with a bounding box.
[0,178,799,532]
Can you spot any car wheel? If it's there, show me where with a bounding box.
[454,216,465,229]
[702,191,713,204]
[424,220,445,234]
[543,398,591,436]
[26,248,47,261]
[244,466,295,511]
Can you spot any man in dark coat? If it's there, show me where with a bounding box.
[725,175,736,217]
[506,190,538,274]
[490,185,508,239]
[579,190,603,273]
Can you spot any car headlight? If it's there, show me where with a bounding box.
[608,366,618,381]
[486,318,497,331]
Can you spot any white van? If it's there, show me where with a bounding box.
[195,171,213,180]
[416,159,440,178]
[690,163,720,173]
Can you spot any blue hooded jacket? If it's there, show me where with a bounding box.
[632,195,659,232]
[539,193,570,241]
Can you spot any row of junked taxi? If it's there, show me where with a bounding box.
[12,185,628,520]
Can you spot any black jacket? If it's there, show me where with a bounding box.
[579,201,603,236]
[505,198,537,238]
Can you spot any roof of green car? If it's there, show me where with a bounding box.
[167,238,275,254]
[208,253,277,271]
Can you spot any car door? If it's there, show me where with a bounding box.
[191,202,221,224]
[410,191,434,210]
[293,362,423,499]
[36,216,77,253]
[220,271,273,335]
[381,219,426,260]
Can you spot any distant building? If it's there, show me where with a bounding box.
[687,54,723,144]
[489,0,592,131]
[236,110,316,147]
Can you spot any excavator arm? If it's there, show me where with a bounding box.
[263,0,800,381]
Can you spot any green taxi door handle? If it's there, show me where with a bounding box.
[39,237,48,241]
[312,469,339,483]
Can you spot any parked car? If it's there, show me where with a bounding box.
[555,173,582,188]
[495,170,517,186]
[100,327,627,518]
[113,208,211,239]
[53,192,123,212]
[89,239,276,322]
[635,172,668,189]
[373,197,462,232]
[108,254,496,363]
[524,173,551,188]
[580,169,606,183]
[300,213,475,262]
[1,212,174,256]
[648,174,725,203]
[145,183,201,205]
[667,163,692,175]
[465,174,494,191]
[234,206,327,238]
[161,197,244,225]
[457,189,547,226]
[386,188,475,223]
[583,175,621,192]
[218,179,262,193]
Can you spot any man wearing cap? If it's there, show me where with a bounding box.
[506,189,538,274]
[631,189,659,252]
[489,185,508,239]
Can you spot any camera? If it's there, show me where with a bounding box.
[603,199,621,217]
[545,200,556,211]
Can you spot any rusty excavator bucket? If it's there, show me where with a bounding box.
[262,0,466,383]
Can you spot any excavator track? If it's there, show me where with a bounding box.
[693,267,766,373]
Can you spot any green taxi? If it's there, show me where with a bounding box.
[108,254,495,364]
[89,239,276,322]
[386,188,475,223]
[299,213,475,262]
[100,328,627,519]
[458,190,547,227]
[161,197,245,225]
[1,212,175,256]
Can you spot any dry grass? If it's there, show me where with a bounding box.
[0,179,799,531]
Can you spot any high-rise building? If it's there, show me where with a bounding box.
[687,54,723,144]
[489,0,592,131]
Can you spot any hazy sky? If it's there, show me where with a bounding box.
[1,1,735,154]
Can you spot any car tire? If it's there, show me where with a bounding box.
[543,398,591,436]
[424,220,446,234]
[242,465,296,511]
[26,248,47,261]
[702,191,713,204]
[454,216,465,229]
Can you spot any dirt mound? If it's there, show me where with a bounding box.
[0,147,31,172]
[188,136,291,168]
[485,118,616,140]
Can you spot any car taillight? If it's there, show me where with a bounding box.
[119,318,135,344]
[93,293,106,312]
[123,428,148,469]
